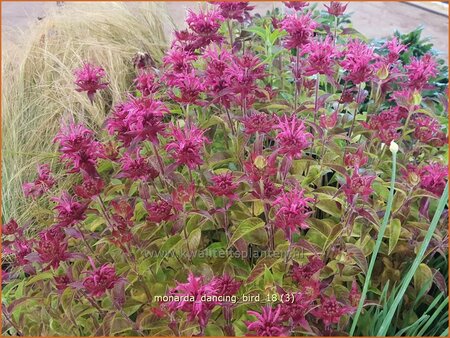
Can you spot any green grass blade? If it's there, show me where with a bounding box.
[349,149,397,336]
[376,182,449,336]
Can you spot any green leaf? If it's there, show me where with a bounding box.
[346,243,368,274]
[229,217,265,248]
[414,263,433,294]
[388,218,402,255]
[25,271,54,286]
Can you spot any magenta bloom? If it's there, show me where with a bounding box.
[304,36,338,76]
[405,53,438,90]
[54,274,72,291]
[10,240,32,266]
[283,1,309,11]
[279,292,311,329]
[2,219,19,236]
[145,199,173,223]
[168,71,206,105]
[166,123,209,169]
[274,188,314,240]
[74,175,105,200]
[251,178,282,201]
[341,39,375,84]
[208,172,239,200]
[275,115,313,159]
[342,172,376,204]
[224,52,267,108]
[134,71,160,96]
[186,9,223,37]
[361,107,406,144]
[204,46,233,107]
[163,48,197,76]
[281,14,317,49]
[22,164,55,199]
[414,114,447,147]
[324,2,348,16]
[246,305,289,336]
[344,146,368,169]
[110,198,135,244]
[83,263,119,297]
[213,2,254,22]
[185,9,224,49]
[36,228,69,269]
[292,256,325,283]
[312,295,353,328]
[117,148,159,182]
[210,274,241,299]
[384,37,407,64]
[52,191,88,227]
[242,111,275,135]
[244,153,278,183]
[74,63,108,103]
[53,122,105,177]
[319,111,338,129]
[164,273,219,333]
[419,162,447,196]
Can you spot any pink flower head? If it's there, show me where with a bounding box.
[361,107,405,144]
[2,219,19,236]
[204,46,233,106]
[344,146,368,169]
[212,2,254,22]
[186,9,223,37]
[110,198,135,245]
[10,240,32,266]
[52,191,88,227]
[341,39,375,84]
[208,172,239,200]
[36,228,69,269]
[281,14,317,49]
[22,164,55,199]
[210,274,241,298]
[244,153,278,183]
[304,36,338,76]
[74,63,108,103]
[83,263,120,297]
[324,2,348,16]
[134,71,160,96]
[384,37,407,64]
[419,162,447,196]
[224,52,267,107]
[299,276,321,302]
[414,114,447,147]
[164,273,219,332]
[283,2,309,11]
[123,96,169,145]
[274,188,314,240]
[405,53,438,90]
[54,274,72,291]
[145,199,173,223]
[171,183,197,212]
[292,256,325,283]
[74,175,105,200]
[349,280,361,308]
[342,171,376,204]
[246,305,289,336]
[166,123,209,169]
[251,178,282,201]
[163,48,197,76]
[242,111,275,135]
[312,295,353,328]
[185,9,224,48]
[53,122,105,177]
[279,292,311,329]
[319,111,338,129]
[117,148,159,181]
[275,115,313,159]
[168,71,206,105]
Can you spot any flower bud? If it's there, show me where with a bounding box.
[389,141,399,154]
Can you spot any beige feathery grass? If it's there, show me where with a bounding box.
[2,2,168,224]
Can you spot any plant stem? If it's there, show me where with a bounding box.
[225,107,236,136]
[349,149,397,335]
[313,73,320,124]
[227,20,234,46]
[348,83,363,140]
[2,308,23,336]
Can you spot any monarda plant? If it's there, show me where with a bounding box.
[2,2,448,336]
